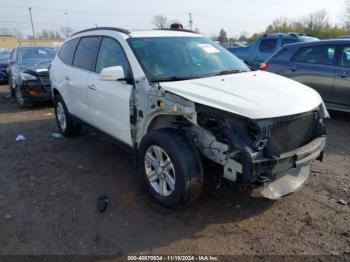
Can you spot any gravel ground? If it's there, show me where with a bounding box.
[0,84,349,258]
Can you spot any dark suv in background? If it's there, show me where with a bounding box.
[262,39,350,112]
[8,46,57,107]
[0,49,11,84]
[228,33,318,69]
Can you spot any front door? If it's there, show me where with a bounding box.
[285,44,336,102]
[332,45,350,106]
[87,37,133,145]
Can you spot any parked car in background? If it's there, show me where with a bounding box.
[8,46,57,107]
[261,39,350,113]
[228,33,318,70]
[0,48,11,84]
[49,27,328,208]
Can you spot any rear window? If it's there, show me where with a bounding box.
[292,45,336,65]
[58,38,80,65]
[259,39,278,52]
[72,37,101,71]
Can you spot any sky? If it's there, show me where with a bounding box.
[0,0,347,38]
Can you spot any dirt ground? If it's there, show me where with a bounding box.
[0,84,349,258]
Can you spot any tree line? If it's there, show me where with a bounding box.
[0,26,74,40]
[218,9,350,44]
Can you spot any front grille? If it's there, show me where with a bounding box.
[267,112,317,156]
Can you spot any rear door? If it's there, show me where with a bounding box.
[285,44,336,102]
[69,36,102,122]
[87,36,133,145]
[332,45,350,106]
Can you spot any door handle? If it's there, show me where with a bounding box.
[288,67,297,72]
[337,72,348,78]
[64,75,70,81]
[88,84,96,90]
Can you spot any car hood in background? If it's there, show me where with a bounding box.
[20,61,51,76]
[160,71,328,119]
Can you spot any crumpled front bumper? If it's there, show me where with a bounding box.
[256,136,326,199]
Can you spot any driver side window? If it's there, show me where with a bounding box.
[95,37,131,76]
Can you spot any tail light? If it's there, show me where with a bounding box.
[260,63,270,71]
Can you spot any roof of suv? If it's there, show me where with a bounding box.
[72,27,201,38]
[282,39,350,48]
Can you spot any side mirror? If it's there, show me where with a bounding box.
[99,66,125,81]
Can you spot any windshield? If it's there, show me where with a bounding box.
[127,37,249,82]
[19,47,57,65]
[0,51,11,63]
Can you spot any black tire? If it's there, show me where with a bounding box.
[15,85,33,108]
[54,94,81,137]
[138,129,203,208]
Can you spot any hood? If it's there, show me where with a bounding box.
[160,71,325,120]
[20,61,51,76]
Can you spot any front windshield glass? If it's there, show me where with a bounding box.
[0,51,11,63]
[127,37,249,82]
[19,47,57,65]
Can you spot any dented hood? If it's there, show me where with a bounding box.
[160,71,326,119]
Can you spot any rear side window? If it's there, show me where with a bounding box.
[292,45,336,65]
[271,47,288,60]
[95,37,131,75]
[259,39,278,52]
[58,38,80,65]
[281,38,299,47]
[73,37,102,71]
[340,46,350,67]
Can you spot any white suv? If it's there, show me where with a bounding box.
[50,27,329,208]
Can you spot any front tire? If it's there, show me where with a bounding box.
[15,84,32,108]
[54,94,81,137]
[138,129,203,208]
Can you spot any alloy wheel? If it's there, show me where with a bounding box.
[144,145,176,197]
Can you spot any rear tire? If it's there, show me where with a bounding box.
[138,129,203,208]
[54,94,81,137]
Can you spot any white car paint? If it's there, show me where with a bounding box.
[50,28,328,203]
[161,70,327,120]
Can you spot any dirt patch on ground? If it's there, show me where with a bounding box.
[0,84,349,256]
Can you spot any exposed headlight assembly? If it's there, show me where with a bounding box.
[20,72,37,81]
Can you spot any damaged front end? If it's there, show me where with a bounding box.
[192,103,327,199]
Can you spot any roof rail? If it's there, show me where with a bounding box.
[72,27,131,36]
[155,28,197,34]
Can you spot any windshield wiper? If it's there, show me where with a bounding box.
[151,76,198,82]
[214,69,244,76]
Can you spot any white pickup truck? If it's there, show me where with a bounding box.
[49,27,328,208]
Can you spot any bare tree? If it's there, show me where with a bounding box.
[345,0,350,31]
[304,10,329,31]
[0,28,11,35]
[60,26,74,38]
[0,27,24,39]
[152,15,169,29]
[12,28,24,40]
